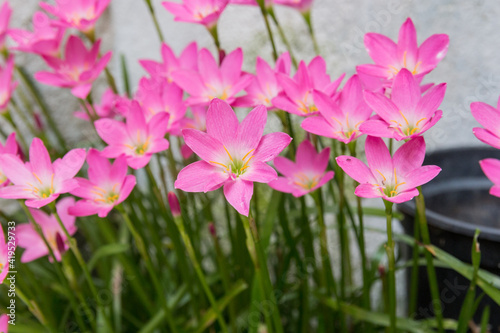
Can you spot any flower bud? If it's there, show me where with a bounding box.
[167,191,181,217]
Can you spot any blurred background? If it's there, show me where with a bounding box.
[10,0,500,151]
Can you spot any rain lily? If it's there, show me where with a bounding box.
[0,224,10,284]
[69,149,136,217]
[16,197,77,262]
[175,98,292,216]
[301,74,372,143]
[135,77,186,134]
[479,158,500,198]
[162,0,229,29]
[274,0,312,13]
[336,136,441,203]
[0,132,19,187]
[234,52,291,109]
[0,1,11,50]
[172,48,252,106]
[139,42,198,83]
[273,56,344,116]
[0,56,17,113]
[0,138,85,208]
[361,68,446,141]
[471,96,500,149]
[0,314,7,332]
[74,88,130,121]
[357,18,449,84]
[9,11,64,57]
[269,140,333,197]
[95,101,170,169]
[39,0,111,33]
[34,35,112,99]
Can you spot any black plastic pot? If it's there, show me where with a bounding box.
[398,147,500,332]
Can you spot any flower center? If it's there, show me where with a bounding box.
[91,184,120,204]
[387,51,422,78]
[293,173,320,190]
[389,111,427,137]
[26,173,55,199]
[331,113,364,140]
[372,168,406,197]
[210,146,255,178]
[206,84,230,101]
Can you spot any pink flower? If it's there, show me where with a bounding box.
[269,140,333,197]
[336,136,441,203]
[180,105,208,159]
[69,149,136,218]
[357,18,449,85]
[175,99,292,216]
[0,1,12,50]
[0,314,7,332]
[471,96,500,149]
[95,101,170,169]
[172,48,252,106]
[0,224,10,284]
[234,52,291,110]
[480,158,500,198]
[0,138,85,208]
[34,35,112,99]
[135,77,187,134]
[75,88,130,121]
[9,11,64,57]
[16,197,77,262]
[162,0,229,29]
[0,56,17,113]
[39,0,111,33]
[139,42,198,83]
[361,68,446,141]
[274,0,313,13]
[0,132,19,187]
[273,56,344,116]
[301,74,372,143]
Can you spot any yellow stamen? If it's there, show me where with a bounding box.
[242,149,255,161]
[33,172,43,184]
[375,169,387,182]
[415,117,427,127]
[223,146,234,162]
[210,161,229,171]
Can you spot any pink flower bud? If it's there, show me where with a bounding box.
[167,191,181,217]
[208,222,216,237]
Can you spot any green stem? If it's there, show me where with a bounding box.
[16,287,55,332]
[267,8,298,68]
[256,0,278,60]
[117,205,179,333]
[383,200,396,333]
[408,210,420,317]
[19,202,88,332]
[143,0,165,42]
[3,110,28,152]
[241,213,283,333]
[15,66,68,151]
[49,202,114,332]
[174,214,228,332]
[302,11,320,55]
[208,25,222,62]
[416,187,444,333]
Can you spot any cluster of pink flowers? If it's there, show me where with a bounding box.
[0,0,453,292]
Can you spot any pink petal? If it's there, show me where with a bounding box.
[336,156,373,184]
[236,105,267,150]
[95,119,128,145]
[127,155,152,170]
[364,136,392,175]
[68,200,102,217]
[86,148,112,184]
[223,178,253,216]
[54,148,86,180]
[30,137,54,178]
[418,34,449,73]
[198,48,221,83]
[397,18,418,66]
[393,136,426,175]
[480,158,500,185]
[206,98,238,144]
[25,195,59,208]
[359,119,394,139]
[391,68,420,112]
[0,154,32,185]
[471,101,500,132]
[354,183,382,198]
[338,74,363,113]
[384,188,420,203]
[253,132,292,163]
[403,165,441,189]
[0,184,34,199]
[268,177,296,194]
[273,156,296,178]
[148,112,170,139]
[182,129,224,162]
[175,160,228,192]
[473,128,500,150]
[126,101,147,137]
[418,83,446,119]
[295,140,319,171]
[364,33,398,66]
[220,48,243,85]
[240,161,277,183]
[56,197,77,233]
[301,115,336,139]
[117,174,136,204]
[71,84,92,99]
[363,91,399,124]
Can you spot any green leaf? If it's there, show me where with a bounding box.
[87,243,129,271]
[261,191,282,251]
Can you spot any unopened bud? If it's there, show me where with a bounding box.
[378,264,386,277]
[34,112,44,131]
[55,232,66,255]
[167,191,181,217]
[208,222,216,237]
